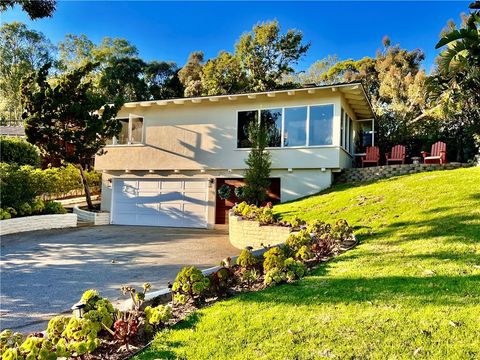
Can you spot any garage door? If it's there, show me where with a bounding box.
[112,179,208,228]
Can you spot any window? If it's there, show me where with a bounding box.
[237,110,258,148]
[236,104,334,149]
[309,105,334,146]
[284,107,307,147]
[355,120,374,153]
[109,115,144,145]
[340,108,345,148]
[261,108,282,147]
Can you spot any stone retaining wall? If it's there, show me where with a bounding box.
[73,206,110,225]
[0,214,78,236]
[228,210,291,249]
[335,163,471,184]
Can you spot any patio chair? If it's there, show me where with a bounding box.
[421,141,447,164]
[361,146,380,167]
[386,145,406,165]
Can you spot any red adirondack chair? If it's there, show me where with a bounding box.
[361,146,380,167]
[386,145,406,165]
[421,141,447,164]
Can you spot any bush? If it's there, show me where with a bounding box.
[17,203,32,217]
[289,216,306,229]
[0,137,40,166]
[144,305,173,332]
[236,249,258,269]
[263,247,286,272]
[0,209,11,220]
[285,230,313,259]
[233,201,276,225]
[44,201,67,215]
[306,220,331,236]
[209,267,234,296]
[31,199,46,215]
[264,258,306,286]
[171,266,210,304]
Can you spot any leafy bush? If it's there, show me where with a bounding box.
[0,209,11,220]
[172,266,210,304]
[144,305,173,331]
[289,216,306,229]
[79,289,115,329]
[232,201,276,225]
[331,219,354,242]
[264,258,306,286]
[46,316,70,343]
[209,267,234,296]
[44,201,67,215]
[0,137,40,166]
[236,248,258,269]
[31,199,45,215]
[17,202,32,217]
[262,247,286,272]
[242,268,260,285]
[0,329,23,356]
[306,220,331,236]
[285,230,313,259]
[62,317,100,356]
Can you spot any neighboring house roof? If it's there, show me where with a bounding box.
[0,126,25,137]
[118,81,375,121]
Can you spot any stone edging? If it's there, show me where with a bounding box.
[73,206,110,225]
[0,213,78,236]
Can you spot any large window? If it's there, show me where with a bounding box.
[108,115,144,145]
[284,107,307,147]
[355,120,375,153]
[309,105,333,146]
[237,104,334,148]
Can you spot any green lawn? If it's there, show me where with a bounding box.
[137,167,480,359]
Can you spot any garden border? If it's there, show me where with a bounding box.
[73,205,110,225]
[0,213,77,236]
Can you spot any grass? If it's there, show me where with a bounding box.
[136,167,480,359]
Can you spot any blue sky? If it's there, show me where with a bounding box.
[0,1,471,73]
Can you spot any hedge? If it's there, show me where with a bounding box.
[0,163,101,209]
[0,137,40,166]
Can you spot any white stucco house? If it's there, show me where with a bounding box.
[95,82,375,229]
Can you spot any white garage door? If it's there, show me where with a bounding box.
[112,179,208,228]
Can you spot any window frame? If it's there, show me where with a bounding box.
[235,103,336,150]
[108,114,145,146]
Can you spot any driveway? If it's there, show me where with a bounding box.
[0,225,238,332]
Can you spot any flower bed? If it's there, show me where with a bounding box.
[0,206,356,359]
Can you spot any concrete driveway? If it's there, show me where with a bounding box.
[0,225,238,332]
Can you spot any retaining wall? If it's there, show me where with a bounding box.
[228,210,291,249]
[73,206,110,225]
[0,214,78,236]
[335,163,471,183]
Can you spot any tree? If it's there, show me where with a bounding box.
[200,51,246,95]
[235,20,310,91]
[0,22,55,123]
[145,61,184,99]
[243,117,272,206]
[21,62,123,209]
[426,8,480,161]
[0,0,56,19]
[57,34,94,71]
[178,51,204,96]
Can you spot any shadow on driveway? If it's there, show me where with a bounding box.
[0,225,238,332]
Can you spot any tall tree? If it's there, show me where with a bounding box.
[235,20,310,91]
[200,51,246,95]
[0,22,55,123]
[427,8,480,161]
[145,61,184,99]
[0,0,56,19]
[57,34,94,71]
[21,62,123,208]
[178,51,204,96]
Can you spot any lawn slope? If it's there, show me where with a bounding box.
[137,167,480,359]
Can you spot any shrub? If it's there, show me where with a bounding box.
[44,201,67,214]
[236,249,258,269]
[331,219,354,242]
[78,289,115,329]
[144,305,173,332]
[242,268,260,285]
[234,185,246,199]
[285,230,313,258]
[209,267,234,296]
[233,201,249,216]
[0,137,40,166]
[18,336,57,360]
[263,247,286,272]
[311,235,339,258]
[264,258,306,286]
[171,266,210,304]
[17,203,32,217]
[111,312,140,351]
[46,316,70,343]
[306,220,331,236]
[232,202,276,224]
[31,199,45,215]
[0,329,23,356]
[289,216,306,229]
[0,209,11,220]
[62,317,100,356]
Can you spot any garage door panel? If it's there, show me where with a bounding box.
[112,179,208,228]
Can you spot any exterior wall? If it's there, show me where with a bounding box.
[335,163,471,183]
[73,206,110,225]
[101,168,333,226]
[95,90,346,172]
[0,214,77,236]
[228,211,291,249]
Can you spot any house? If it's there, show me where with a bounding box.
[95,82,375,229]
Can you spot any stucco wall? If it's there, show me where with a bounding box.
[228,211,291,249]
[95,90,350,172]
[73,206,110,225]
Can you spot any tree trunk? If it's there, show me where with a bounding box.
[77,164,94,210]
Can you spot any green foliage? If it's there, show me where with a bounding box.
[236,249,259,269]
[0,1,56,20]
[17,203,32,217]
[79,289,115,329]
[0,329,23,356]
[171,266,210,304]
[289,216,306,229]
[43,201,66,215]
[18,336,56,360]
[243,115,271,206]
[62,317,100,356]
[285,230,314,260]
[234,185,246,199]
[0,209,11,220]
[264,258,306,286]
[209,267,234,296]
[233,202,276,225]
[30,199,45,215]
[0,137,39,166]
[144,305,173,331]
[217,184,232,200]
[46,316,69,343]
[330,219,354,242]
[262,247,286,272]
[306,220,331,235]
